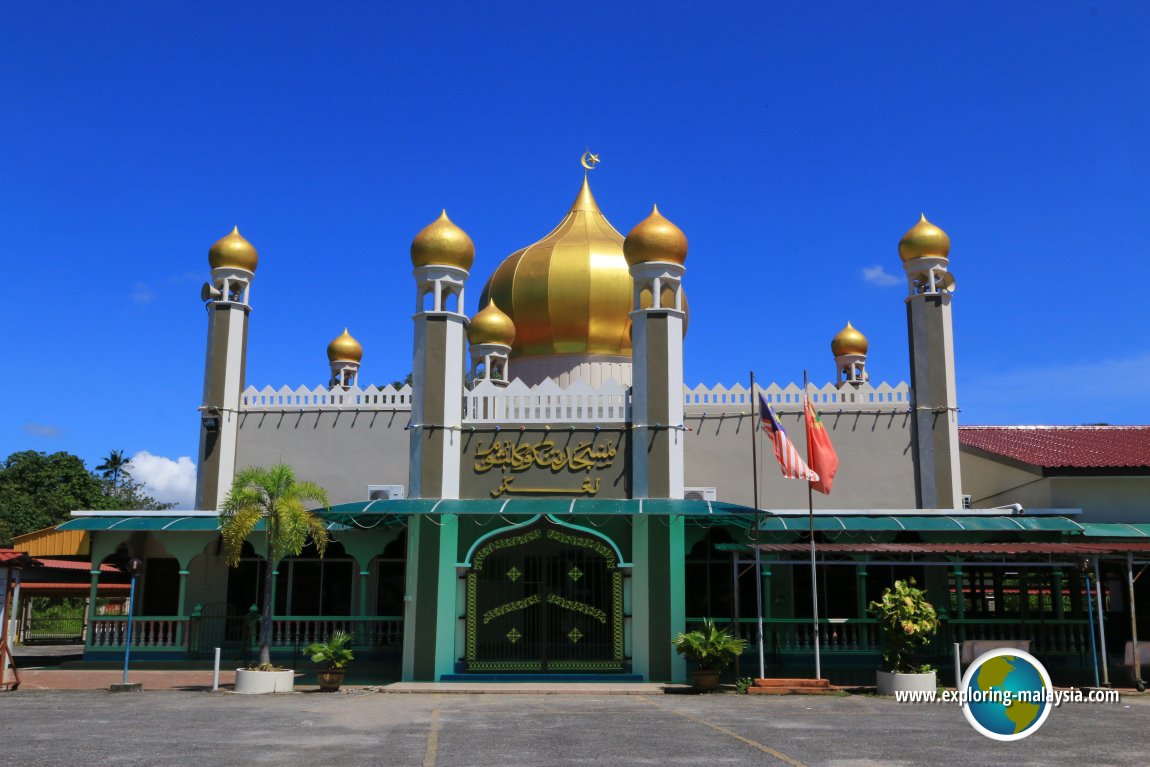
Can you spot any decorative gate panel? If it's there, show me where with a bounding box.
[465,522,624,673]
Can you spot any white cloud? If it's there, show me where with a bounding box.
[861,265,902,287]
[132,282,155,304]
[130,451,197,509]
[23,422,61,437]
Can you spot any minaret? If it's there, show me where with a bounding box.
[327,328,363,389]
[832,322,869,386]
[408,210,472,500]
[625,205,689,682]
[467,300,515,386]
[404,211,473,682]
[900,214,962,509]
[194,227,257,510]
[626,205,688,500]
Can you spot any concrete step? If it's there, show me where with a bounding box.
[747,685,836,696]
[753,677,831,688]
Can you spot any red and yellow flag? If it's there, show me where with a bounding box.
[804,395,839,495]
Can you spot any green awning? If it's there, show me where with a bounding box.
[1076,522,1150,538]
[756,515,1083,533]
[324,498,761,518]
[57,516,351,532]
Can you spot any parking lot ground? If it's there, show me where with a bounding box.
[2,688,1148,766]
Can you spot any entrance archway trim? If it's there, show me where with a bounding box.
[459,514,630,568]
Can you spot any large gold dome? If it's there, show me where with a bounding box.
[480,176,633,358]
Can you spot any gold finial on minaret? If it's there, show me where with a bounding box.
[580,150,600,171]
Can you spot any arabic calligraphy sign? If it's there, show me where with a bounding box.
[464,434,626,498]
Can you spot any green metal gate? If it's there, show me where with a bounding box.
[465,522,624,673]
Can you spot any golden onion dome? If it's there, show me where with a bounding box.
[208,227,259,273]
[327,328,363,363]
[410,210,475,271]
[831,322,868,356]
[480,176,635,358]
[898,214,950,262]
[624,204,688,266]
[467,300,516,347]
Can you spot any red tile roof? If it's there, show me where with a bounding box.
[0,549,40,567]
[959,426,1150,469]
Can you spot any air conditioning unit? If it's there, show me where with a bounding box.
[368,484,406,501]
[684,487,717,501]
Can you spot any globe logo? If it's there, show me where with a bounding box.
[960,648,1053,740]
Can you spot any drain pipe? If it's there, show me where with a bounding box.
[1082,561,1100,688]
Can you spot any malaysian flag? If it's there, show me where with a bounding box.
[758,393,820,482]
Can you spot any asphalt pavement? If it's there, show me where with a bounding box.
[1,689,1147,766]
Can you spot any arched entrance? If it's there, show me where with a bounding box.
[465,519,624,673]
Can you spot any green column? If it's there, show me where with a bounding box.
[358,570,370,616]
[763,562,773,620]
[405,514,459,681]
[632,517,681,682]
[855,567,868,619]
[86,568,100,651]
[176,570,189,646]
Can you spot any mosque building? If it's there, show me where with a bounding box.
[53,161,1150,685]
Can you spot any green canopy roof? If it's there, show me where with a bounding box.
[325,498,760,518]
[756,515,1083,533]
[57,516,351,532]
[1076,522,1150,538]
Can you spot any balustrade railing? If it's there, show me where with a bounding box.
[241,384,413,411]
[683,381,911,411]
[88,616,188,649]
[689,616,1094,659]
[465,379,629,423]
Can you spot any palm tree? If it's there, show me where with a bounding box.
[218,464,330,670]
[95,450,131,493]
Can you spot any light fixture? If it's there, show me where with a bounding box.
[201,407,222,431]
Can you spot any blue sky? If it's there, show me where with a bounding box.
[2,2,1148,505]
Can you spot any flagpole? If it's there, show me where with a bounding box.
[749,371,764,680]
[804,369,822,681]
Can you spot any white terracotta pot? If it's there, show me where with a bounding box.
[234,669,296,694]
[876,669,936,696]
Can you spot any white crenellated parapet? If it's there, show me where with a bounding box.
[241,384,413,411]
[682,381,911,412]
[465,377,630,423]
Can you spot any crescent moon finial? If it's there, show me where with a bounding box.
[580,150,600,171]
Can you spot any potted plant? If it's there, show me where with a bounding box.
[672,619,748,689]
[305,631,355,692]
[868,577,939,695]
[218,463,331,694]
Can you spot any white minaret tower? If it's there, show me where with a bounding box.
[900,214,962,509]
[408,210,472,500]
[194,227,257,510]
[467,300,515,386]
[625,205,688,500]
[327,328,363,389]
[832,322,869,386]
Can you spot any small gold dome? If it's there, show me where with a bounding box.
[831,322,868,356]
[208,227,259,273]
[410,210,475,271]
[898,214,950,262]
[624,204,688,266]
[327,328,363,363]
[467,300,516,347]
